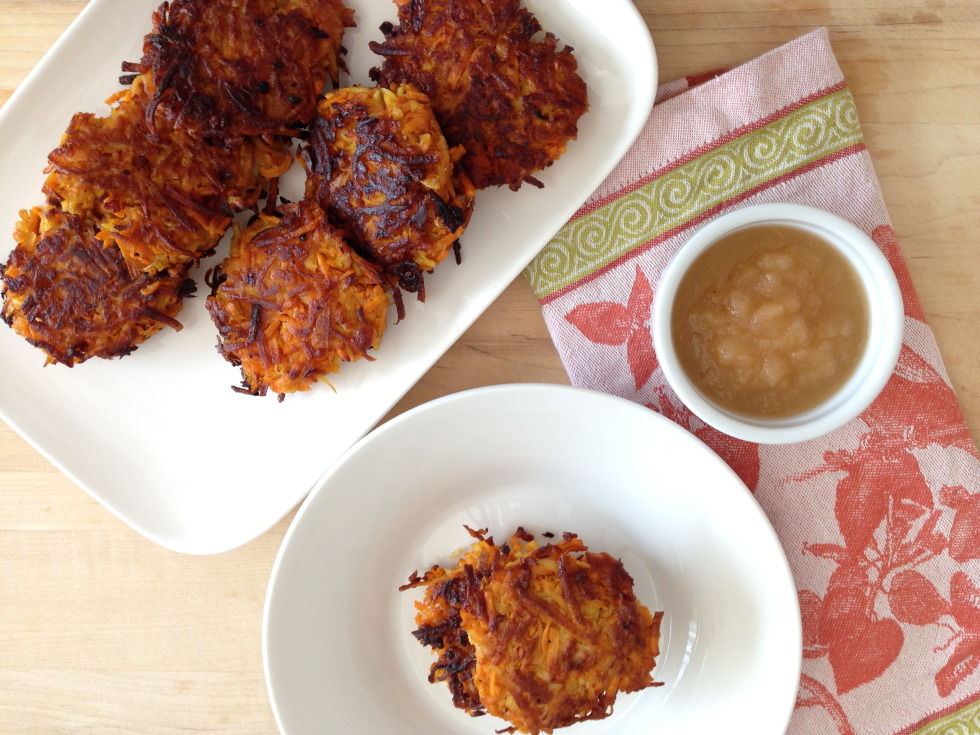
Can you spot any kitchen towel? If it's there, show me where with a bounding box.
[526,27,980,735]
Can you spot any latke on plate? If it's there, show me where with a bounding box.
[206,199,391,399]
[370,0,588,191]
[401,526,663,734]
[138,0,355,138]
[1,207,194,366]
[302,84,474,296]
[45,74,293,276]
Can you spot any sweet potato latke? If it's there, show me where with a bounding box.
[206,199,389,400]
[302,84,474,296]
[369,0,589,191]
[1,207,194,365]
[1,0,353,367]
[401,527,663,734]
[138,0,355,138]
[45,75,293,276]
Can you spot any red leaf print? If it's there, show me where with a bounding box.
[626,328,656,391]
[800,590,828,658]
[819,565,904,693]
[805,543,852,565]
[948,495,980,563]
[882,450,935,510]
[827,613,904,695]
[863,370,975,453]
[834,464,891,552]
[936,633,980,697]
[819,564,872,645]
[834,450,932,552]
[888,570,949,625]
[626,263,653,316]
[565,302,631,345]
[941,485,972,508]
[907,509,948,561]
[893,343,946,385]
[923,530,950,559]
[871,225,924,322]
[564,266,657,391]
[951,572,980,632]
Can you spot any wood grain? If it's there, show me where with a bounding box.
[0,0,978,732]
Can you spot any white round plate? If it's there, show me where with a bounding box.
[263,384,801,734]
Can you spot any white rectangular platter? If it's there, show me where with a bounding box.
[0,0,657,553]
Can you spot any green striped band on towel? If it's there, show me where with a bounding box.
[908,698,980,735]
[525,86,864,301]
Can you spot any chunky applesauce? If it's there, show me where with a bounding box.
[671,224,869,419]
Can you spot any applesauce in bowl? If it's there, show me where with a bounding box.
[653,203,903,445]
[672,224,869,419]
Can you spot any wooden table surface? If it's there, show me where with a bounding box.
[0,1,977,732]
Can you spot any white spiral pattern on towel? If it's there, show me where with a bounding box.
[526,88,863,299]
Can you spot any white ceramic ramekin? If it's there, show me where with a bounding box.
[652,203,904,445]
